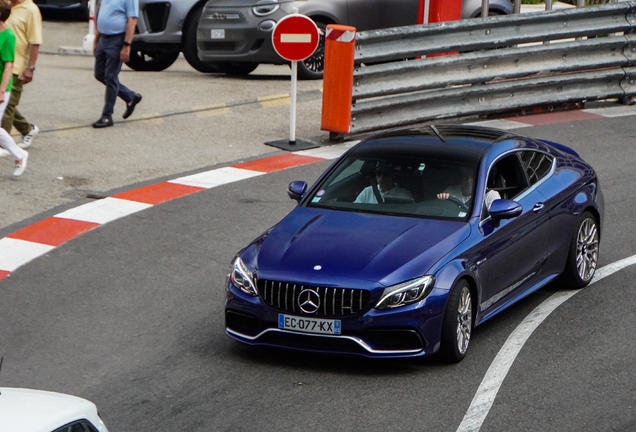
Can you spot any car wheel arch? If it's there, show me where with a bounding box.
[181,0,222,73]
[182,0,209,37]
[307,15,337,26]
[583,206,601,238]
[434,262,482,324]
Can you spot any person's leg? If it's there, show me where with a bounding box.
[101,35,128,118]
[8,77,32,137]
[2,74,18,133]
[94,36,118,119]
[0,126,23,160]
[0,91,27,175]
[94,38,107,86]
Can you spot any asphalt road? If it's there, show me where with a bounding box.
[1,13,636,432]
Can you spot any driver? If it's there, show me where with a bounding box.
[355,161,413,204]
[437,166,500,209]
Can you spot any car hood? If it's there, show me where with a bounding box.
[253,207,470,286]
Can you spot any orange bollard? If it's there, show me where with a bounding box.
[321,25,356,135]
[419,0,462,57]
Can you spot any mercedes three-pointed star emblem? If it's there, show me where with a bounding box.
[298,289,321,314]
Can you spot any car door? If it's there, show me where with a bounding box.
[347,0,419,31]
[476,152,552,316]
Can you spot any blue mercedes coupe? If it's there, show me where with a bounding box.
[225,125,603,362]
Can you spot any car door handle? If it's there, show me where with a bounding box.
[532,203,545,213]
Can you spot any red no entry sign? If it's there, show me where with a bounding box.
[272,14,320,62]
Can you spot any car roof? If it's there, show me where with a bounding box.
[0,387,100,432]
[357,124,517,164]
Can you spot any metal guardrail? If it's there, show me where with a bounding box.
[341,3,636,136]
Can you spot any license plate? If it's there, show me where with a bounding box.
[210,29,225,39]
[279,314,341,335]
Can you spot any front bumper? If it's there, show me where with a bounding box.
[133,0,198,47]
[197,5,291,64]
[225,282,447,359]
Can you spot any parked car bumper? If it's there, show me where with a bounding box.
[197,3,294,64]
[134,0,200,47]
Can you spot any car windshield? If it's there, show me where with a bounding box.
[306,151,477,220]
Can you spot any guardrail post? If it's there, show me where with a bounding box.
[321,25,356,138]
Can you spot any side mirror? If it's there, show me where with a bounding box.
[489,199,522,223]
[288,181,307,202]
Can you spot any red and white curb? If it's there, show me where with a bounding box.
[1,105,634,282]
[0,144,355,282]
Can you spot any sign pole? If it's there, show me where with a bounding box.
[265,12,320,151]
[290,60,297,144]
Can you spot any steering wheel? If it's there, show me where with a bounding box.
[446,196,469,212]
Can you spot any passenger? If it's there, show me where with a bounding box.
[355,161,413,204]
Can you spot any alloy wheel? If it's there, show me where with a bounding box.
[456,286,472,355]
[576,217,599,282]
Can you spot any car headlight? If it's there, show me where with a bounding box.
[375,276,435,310]
[252,0,279,16]
[230,256,258,296]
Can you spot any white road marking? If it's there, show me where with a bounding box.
[295,142,356,160]
[169,167,264,189]
[465,119,529,130]
[457,254,636,432]
[55,198,153,225]
[0,238,55,272]
[583,106,636,118]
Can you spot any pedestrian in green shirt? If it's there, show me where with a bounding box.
[0,0,27,176]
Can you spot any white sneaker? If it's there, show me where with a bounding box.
[0,148,9,157]
[19,124,39,149]
[13,150,28,176]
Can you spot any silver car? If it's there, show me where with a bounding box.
[196,0,513,79]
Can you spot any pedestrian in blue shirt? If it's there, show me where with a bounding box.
[92,0,142,128]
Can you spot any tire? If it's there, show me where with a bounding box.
[473,10,506,18]
[214,62,259,76]
[561,211,600,289]
[297,21,326,80]
[75,0,90,21]
[125,49,180,72]
[182,2,221,73]
[439,279,473,363]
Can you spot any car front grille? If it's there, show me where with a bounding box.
[258,280,372,317]
[198,40,254,53]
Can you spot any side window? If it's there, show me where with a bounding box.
[519,150,554,185]
[53,420,99,432]
[486,154,529,201]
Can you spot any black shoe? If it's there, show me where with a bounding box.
[92,116,113,128]
[123,93,142,119]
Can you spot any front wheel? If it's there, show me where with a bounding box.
[439,279,473,363]
[561,211,600,289]
[75,0,90,20]
[125,49,180,72]
[182,2,220,73]
[296,21,326,80]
